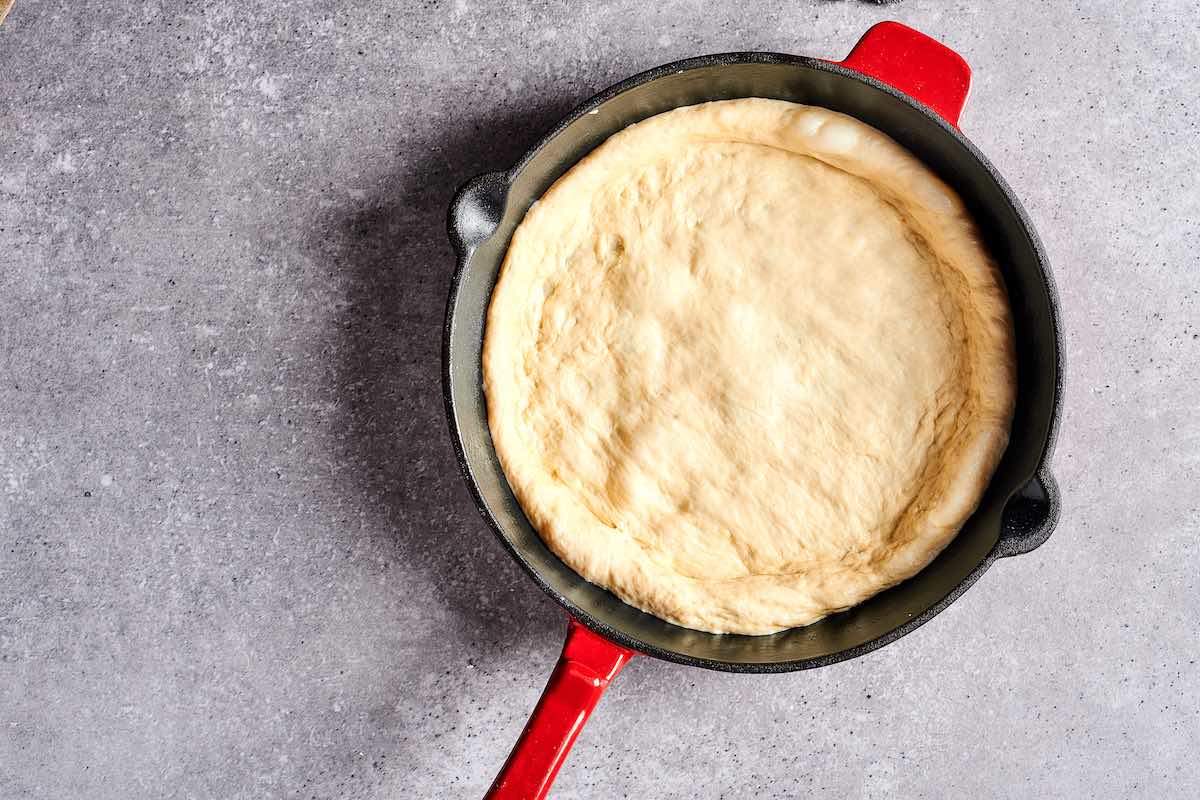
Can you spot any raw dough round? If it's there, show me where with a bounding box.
[483,99,1015,635]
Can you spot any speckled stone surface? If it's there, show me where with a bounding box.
[2,1,1197,798]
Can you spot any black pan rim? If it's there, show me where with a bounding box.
[441,51,1064,673]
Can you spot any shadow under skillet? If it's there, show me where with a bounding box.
[311,97,579,657]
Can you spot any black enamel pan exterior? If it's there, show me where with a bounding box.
[443,35,1062,673]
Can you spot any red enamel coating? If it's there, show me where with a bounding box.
[838,21,972,127]
[486,619,636,800]
[483,23,972,799]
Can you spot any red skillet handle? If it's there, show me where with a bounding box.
[837,21,972,127]
[486,619,636,800]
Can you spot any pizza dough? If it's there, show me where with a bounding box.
[483,99,1015,635]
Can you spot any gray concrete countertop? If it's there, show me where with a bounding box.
[3,1,1197,797]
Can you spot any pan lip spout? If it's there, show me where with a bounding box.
[442,50,1064,673]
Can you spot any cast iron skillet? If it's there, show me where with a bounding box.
[444,22,1062,799]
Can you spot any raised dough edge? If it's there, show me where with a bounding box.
[483,99,1016,635]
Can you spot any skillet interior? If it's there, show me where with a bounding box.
[444,54,1061,671]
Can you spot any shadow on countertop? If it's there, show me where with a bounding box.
[315,97,578,660]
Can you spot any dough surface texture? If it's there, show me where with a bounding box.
[483,99,1015,635]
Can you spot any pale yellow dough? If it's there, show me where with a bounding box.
[483,99,1015,635]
